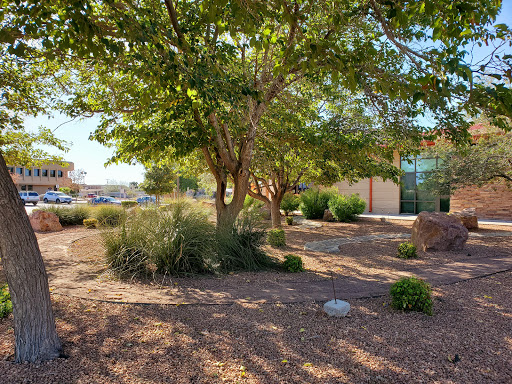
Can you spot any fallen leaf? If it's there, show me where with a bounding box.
[303,363,313,367]
[299,328,305,333]
[281,359,288,363]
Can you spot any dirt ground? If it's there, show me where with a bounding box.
[1,218,511,383]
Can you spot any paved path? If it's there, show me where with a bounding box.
[304,231,512,253]
[39,230,512,306]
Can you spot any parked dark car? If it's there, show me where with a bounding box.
[136,196,156,204]
[89,196,122,205]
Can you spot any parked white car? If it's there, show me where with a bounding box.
[43,191,73,204]
[19,191,40,205]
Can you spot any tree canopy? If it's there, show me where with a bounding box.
[1,0,512,227]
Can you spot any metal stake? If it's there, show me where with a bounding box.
[330,271,337,304]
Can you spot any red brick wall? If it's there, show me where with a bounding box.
[451,182,512,220]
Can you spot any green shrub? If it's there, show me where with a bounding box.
[121,201,138,208]
[390,277,433,316]
[397,242,417,259]
[327,193,366,222]
[299,187,337,219]
[267,228,286,247]
[285,216,293,225]
[93,205,126,227]
[242,195,267,220]
[282,254,304,272]
[39,205,91,226]
[103,201,216,277]
[281,193,300,216]
[83,218,98,229]
[216,213,274,272]
[0,284,13,319]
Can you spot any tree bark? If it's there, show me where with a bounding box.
[0,154,62,363]
[270,196,283,228]
[216,169,251,230]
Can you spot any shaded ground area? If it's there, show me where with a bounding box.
[1,271,511,383]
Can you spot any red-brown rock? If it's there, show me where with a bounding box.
[412,211,468,252]
[29,210,63,232]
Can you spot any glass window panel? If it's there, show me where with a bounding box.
[400,202,415,214]
[440,198,450,212]
[400,173,416,200]
[16,167,23,174]
[400,157,415,172]
[416,201,435,213]
[34,169,40,176]
[416,157,437,172]
[42,169,48,176]
[50,170,56,177]
[25,169,31,176]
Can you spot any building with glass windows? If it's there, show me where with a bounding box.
[7,162,74,194]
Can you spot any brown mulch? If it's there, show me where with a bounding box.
[0,271,511,383]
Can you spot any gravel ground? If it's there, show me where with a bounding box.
[1,219,511,383]
[1,271,511,383]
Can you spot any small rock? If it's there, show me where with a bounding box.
[323,209,335,222]
[323,299,350,317]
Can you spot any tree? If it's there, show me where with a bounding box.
[2,0,511,229]
[0,57,66,362]
[140,163,177,204]
[421,125,512,195]
[248,88,403,227]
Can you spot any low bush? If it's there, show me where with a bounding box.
[241,195,267,220]
[285,216,293,225]
[216,213,274,272]
[390,277,433,316]
[83,218,98,229]
[327,193,366,222]
[92,205,126,227]
[0,284,12,319]
[282,254,304,272]
[121,201,138,208]
[103,202,216,277]
[397,242,417,259]
[299,187,337,219]
[267,228,286,247]
[281,193,300,216]
[39,205,91,226]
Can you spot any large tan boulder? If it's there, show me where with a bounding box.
[451,208,478,230]
[29,210,63,232]
[412,211,468,252]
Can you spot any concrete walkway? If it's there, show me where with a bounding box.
[39,229,512,306]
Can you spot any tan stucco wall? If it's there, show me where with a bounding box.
[333,153,400,214]
[9,162,74,194]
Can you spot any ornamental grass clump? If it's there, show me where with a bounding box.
[103,201,216,277]
[390,277,433,316]
[267,228,286,247]
[397,242,417,259]
[282,254,304,272]
[92,205,127,227]
[38,205,91,226]
[327,193,366,222]
[299,187,337,219]
[121,200,138,208]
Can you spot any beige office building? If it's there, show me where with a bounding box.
[8,162,74,195]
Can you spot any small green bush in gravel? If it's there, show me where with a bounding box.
[390,277,433,316]
[285,216,293,225]
[281,193,300,216]
[38,205,91,226]
[327,193,366,222]
[267,228,286,247]
[282,254,304,272]
[397,242,417,259]
[0,284,12,318]
[83,218,98,229]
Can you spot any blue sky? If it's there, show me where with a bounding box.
[25,1,512,185]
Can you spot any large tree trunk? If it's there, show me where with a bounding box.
[216,170,250,230]
[270,195,283,228]
[0,154,62,363]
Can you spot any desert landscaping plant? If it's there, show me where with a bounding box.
[390,277,433,316]
[92,206,126,227]
[281,193,300,216]
[0,284,13,319]
[397,242,418,259]
[38,205,91,226]
[83,218,98,229]
[267,228,286,247]
[282,254,304,272]
[327,193,366,222]
[299,188,337,220]
[121,201,138,209]
[285,216,293,226]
